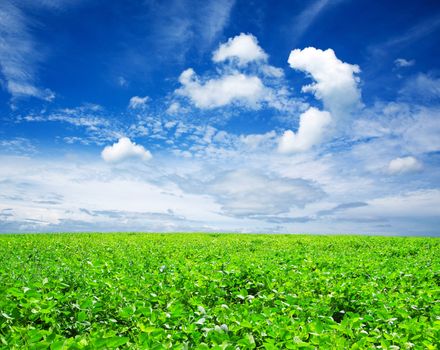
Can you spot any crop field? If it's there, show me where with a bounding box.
[0,233,439,349]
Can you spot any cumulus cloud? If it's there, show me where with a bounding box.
[212,33,268,66]
[101,137,152,163]
[128,95,149,109]
[278,107,332,153]
[394,58,415,68]
[177,68,265,109]
[288,47,361,116]
[388,156,422,174]
[277,47,361,152]
[175,33,302,113]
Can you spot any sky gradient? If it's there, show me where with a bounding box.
[1,0,440,235]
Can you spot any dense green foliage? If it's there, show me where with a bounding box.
[0,233,439,349]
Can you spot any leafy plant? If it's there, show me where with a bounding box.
[0,233,439,348]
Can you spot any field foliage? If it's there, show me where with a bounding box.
[0,233,439,349]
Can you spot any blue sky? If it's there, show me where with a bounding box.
[1,0,439,235]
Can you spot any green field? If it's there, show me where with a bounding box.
[0,233,439,349]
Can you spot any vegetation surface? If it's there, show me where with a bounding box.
[0,233,439,349]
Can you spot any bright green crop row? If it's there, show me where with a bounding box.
[0,233,439,349]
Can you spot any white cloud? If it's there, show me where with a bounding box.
[166,102,183,115]
[177,169,324,218]
[353,102,440,155]
[177,68,265,109]
[1,142,439,235]
[388,156,422,174]
[260,65,284,78]
[0,137,37,155]
[0,155,225,233]
[278,107,332,153]
[101,137,152,163]
[21,105,118,145]
[394,58,415,68]
[288,47,361,116]
[212,33,268,66]
[399,73,440,102]
[402,108,440,154]
[364,189,440,218]
[174,33,301,113]
[128,96,149,109]
[239,131,276,150]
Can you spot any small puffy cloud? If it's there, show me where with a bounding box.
[388,156,422,174]
[128,96,149,109]
[394,58,415,68]
[166,102,181,115]
[177,68,265,109]
[212,33,268,66]
[288,47,361,116]
[101,137,152,163]
[278,107,332,153]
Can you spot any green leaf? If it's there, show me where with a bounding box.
[77,311,87,322]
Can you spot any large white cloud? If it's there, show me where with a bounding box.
[176,68,265,109]
[212,33,268,66]
[278,107,332,153]
[101,137,152,163]
[288,47,361,116]
[388,156,422,174]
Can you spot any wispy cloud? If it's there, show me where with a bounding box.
[0,1,55,101]
[195,0,235,50]
[369,14,440,56]
[290,0,345,42]
[394,58,415,68]
[20,104,119,145]
[147,0,235,61]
